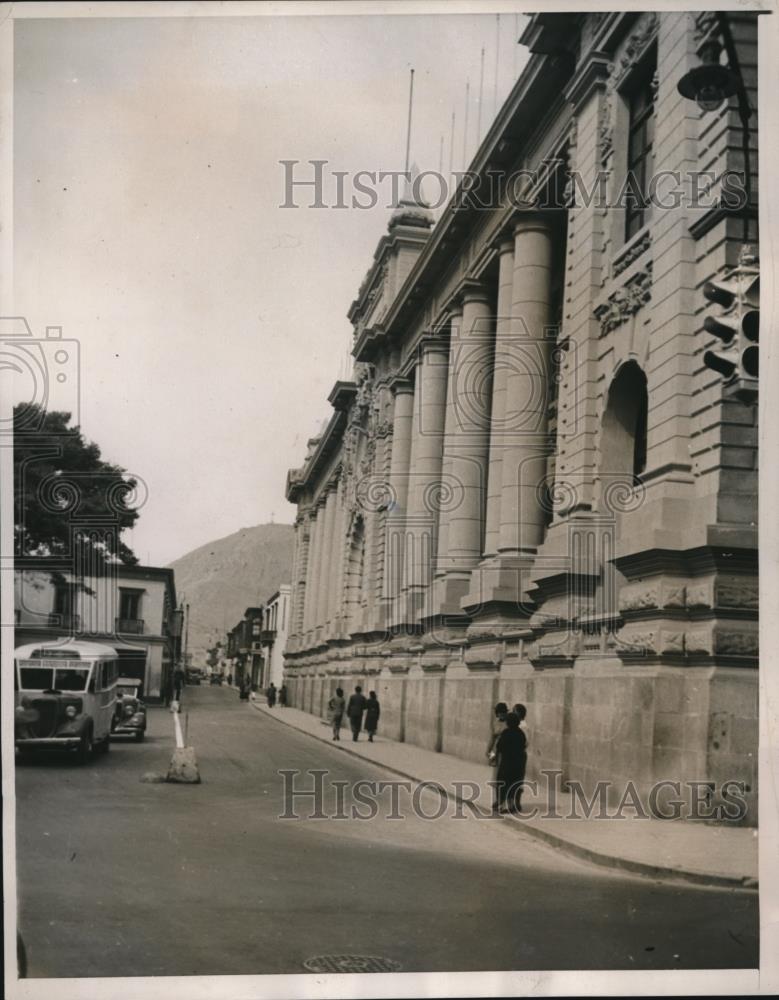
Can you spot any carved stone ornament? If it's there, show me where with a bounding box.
[599,82,614,165]
[694,11,719,49]
[617,13,659,81]
[613,229,652,278]
[594,261,653,336]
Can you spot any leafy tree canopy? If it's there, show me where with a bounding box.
[14,405,139,567]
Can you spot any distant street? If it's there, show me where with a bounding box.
[15,685,758,978]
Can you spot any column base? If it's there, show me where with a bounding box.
[461,552,538,613]
[424,572,473,618]
[388,587,427,633]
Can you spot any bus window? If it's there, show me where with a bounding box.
[19,667,54,690]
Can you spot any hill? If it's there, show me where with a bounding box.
[169,523,295,659]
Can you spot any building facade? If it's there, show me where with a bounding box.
[283,12,759,819]
[14,564,179,702]
[226,607,264,688]
[261,586,291,691]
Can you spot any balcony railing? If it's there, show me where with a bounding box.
[260,628,277,645]
[47,612,81,631]
[116,617,145,635]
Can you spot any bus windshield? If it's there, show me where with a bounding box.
[17,664,91,691]
[55,668,90,691]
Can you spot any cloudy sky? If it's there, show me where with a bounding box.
[13,7,529,566]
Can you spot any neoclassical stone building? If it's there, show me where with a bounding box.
[284,11,759,817]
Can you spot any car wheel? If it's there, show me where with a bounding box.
[77,729,93,764]
[135,730,145,742]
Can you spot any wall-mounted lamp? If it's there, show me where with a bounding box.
[677,37,740,112]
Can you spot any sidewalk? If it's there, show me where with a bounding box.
[249,700,758,890]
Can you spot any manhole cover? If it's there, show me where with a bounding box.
[303,955,402,974]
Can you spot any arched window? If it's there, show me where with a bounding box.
[601,361,649,486]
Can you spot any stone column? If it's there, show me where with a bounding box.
[498,216,555,557]
[290,515,305,641]
[403,337,449,621]
[302,507,319,639]
[315,487,337,635]
[326,478,346,636]
[482,237,516,557]
[433,307,463,584]
[384,377,415,624]
[433,284,494,614]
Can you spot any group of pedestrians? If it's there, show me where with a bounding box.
[265,682,288,708]
[486,701,529,815]
[327,685,380,742]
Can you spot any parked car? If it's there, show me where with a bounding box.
[185,667,203,685]
[112,678,147,742]
[209,672,223,685]
[14,640,119,763]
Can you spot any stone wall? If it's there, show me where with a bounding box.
[285,661,758,824]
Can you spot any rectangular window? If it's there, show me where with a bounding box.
[624,55,656,241]
[119,589,143,620]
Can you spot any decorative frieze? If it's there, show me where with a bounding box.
[594,261,652,336]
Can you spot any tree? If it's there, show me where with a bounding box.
[14,405,139,568]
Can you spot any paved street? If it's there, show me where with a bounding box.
[15,685,758,978]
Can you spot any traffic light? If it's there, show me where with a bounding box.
[702,255,759,402]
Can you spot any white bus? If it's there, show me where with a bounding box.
[15,640,120,763]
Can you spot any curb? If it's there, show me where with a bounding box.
[249,702,758,892]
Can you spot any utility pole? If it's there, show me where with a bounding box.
[183,602,190,667]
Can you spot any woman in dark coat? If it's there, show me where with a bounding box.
[364,691,380,742]
[495,712,528,814]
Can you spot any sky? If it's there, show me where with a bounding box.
[13,9,530,566]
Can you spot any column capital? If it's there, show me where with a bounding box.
[512,213,556,238]
[460,278,492,306]
[418,333,450,359]
[389,375,414,396]
[492,233,516,256]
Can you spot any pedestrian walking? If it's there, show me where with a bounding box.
[346,685,368,742]
[173,665,185,702]
[279,684,288,707]
[495,712,528,814]
[267,682,277,707]
[328,687,346,741]
[240,674,251,700]
[227,672,233,687]
[364,690,380,742]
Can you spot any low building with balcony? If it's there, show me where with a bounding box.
[14,564,178,702]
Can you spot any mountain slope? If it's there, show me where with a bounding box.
[169,523,295,658]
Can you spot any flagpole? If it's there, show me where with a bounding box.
[404,68,415,176]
